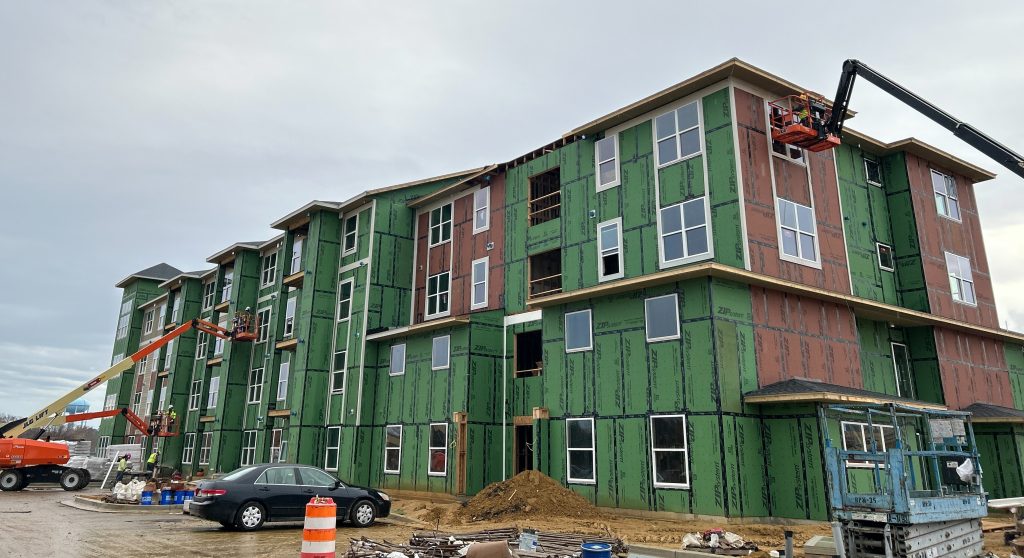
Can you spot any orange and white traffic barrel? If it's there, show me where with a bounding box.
[301,496,336,558]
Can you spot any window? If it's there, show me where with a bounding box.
[182,433,196,464]
[261,252,278,286]
[331,350,346,394]
[131,391,142,415]
[116,299,133,340]
[426,271,450,317]
[777,198,818,264]
[384,425,402,474]
[595,135,620,190]
[257,467,297,485]
[877,243,894,272]
[96,436,110,457]
[126,435,136,445]
[214,316,227,355]
[284,297,296,337]
[188,380,202,410]
[325,427,341,471]
[891,342,915,399]
[239,431,256,466]
[202,281,215,309]
[343,214,358,254]
[158,384,167,412]
[566,418,595,483]
[528,167,561,225]
[171,296,182,324]
[165,339,175,372]
[429,423,448,476]
[198,432,212,465]
[104,394,116,411]
[515,331,543,377]
[389,344,406,376]
[473,187,490,233]
[157,303,167,330]
[842,421,896,467]
[660,198,709,263]
[597,219,623,281]
[646,294,680,342]
[300,467,338,487]
[221,268,233,303]
[431,335,450,370]
[148,353,158,372]
[277,359,290,401]
[143,308,155,334]
[290,237,304,274]
[945,252,976,305]
[564,310,592,353]
[932,170,961,221]
[195,331,208,359]
[528,250,562,298]
[111,352,125,366]
[248,368,264,404]
[471,258,488,309]
[256,308,271,342]
[772,137,805,163]
[337,279,353,321]
[650,415,689,488]
[655,101,700,166]
[207,376,220,408]
[429,204,453,246]
[269,429,283,463]
[143,389,154,418]
[865,158,882,186]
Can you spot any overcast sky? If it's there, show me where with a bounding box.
[2,1,1022,418]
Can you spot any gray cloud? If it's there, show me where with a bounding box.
[2,1,1023,416]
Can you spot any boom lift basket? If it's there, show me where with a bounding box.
[768,94,841,153]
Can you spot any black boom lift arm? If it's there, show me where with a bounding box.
[826,59,1024,179]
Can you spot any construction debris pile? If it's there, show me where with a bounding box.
[454,471,600,522]
[106,479,147,503]
[346,528,626,558]
[681,529,758,555]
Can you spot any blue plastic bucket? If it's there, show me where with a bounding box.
[159,490,174,505]
[581,542,612,558]
[183,490,194,501]
[140,491,153,505]
[174,491,186,505]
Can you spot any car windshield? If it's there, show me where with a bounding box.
[221,466,258,481]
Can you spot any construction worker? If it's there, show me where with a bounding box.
[166,405,177,433]
[114,454,130,485]
[147,450,159,476]
[232,307,252,337]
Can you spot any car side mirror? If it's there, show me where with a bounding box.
[333,480,341,490]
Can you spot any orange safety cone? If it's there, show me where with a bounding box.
[301,496,337,558]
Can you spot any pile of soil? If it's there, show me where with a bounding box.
[454,470,600,522]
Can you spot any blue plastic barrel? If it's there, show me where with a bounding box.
[159,490,174,505]
[175,490,192,504]
[581,542,612,558]
[182,490,195,501]
[140,491,153,505]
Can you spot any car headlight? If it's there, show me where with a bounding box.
[378,491,390,501]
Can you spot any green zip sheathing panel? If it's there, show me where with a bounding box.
[975,423,1024,499]
[835,144,899,304]
[855,319,943,404]
[504,88,741,316]
[760,405,828,521]
[1006,343,1024,410]
[881,152,930,313]
[158,279,203,472]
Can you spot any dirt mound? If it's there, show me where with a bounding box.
[454,470,600,522]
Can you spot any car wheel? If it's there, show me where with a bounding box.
[350,500,376,527]
[60,469,83,491]
[0,470,23,492]
[235,501,266,531]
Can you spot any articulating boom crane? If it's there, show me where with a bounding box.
[769,59,1024,179]
[0,315,256,492]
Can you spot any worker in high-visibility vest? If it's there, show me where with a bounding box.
[166,406,177,433]
[147,451,159,476]
[114,454,130,485]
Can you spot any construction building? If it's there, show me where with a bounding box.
[97,58,1024,521]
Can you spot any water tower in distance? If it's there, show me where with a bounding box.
[66,398,90,415]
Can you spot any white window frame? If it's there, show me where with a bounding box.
[564,309,593,353]
[284,296,297,337]
[776,198,821,267]
[645,294,681,342]
[428,423,448,477]
[165,339,175,372]
[256,308,271,343]
[384,424,402,474]
[158,384,167,410]
[658,197,710,266]
[325,426,341,471]
[877,242,895,272]
[566,418,596,484]
[841,421,895,468]
[771,137,805,165]
[241,430,257,466]
[202,281,215,310]
[147,354,158,372]
[221,267,233,303]
[337,278,354,322]
[213,316,227,355]
[248,367,264,404]
[654,100,702,168]
[473,187,490,234]
[864,157,883,186]
[182,433,196,465]
[261,252,278,287]
[595,134,620,191]
[931,169,961,222]
[104,394,116,411]
[431,335,450,371]
[429,203,453,246]
[157,303,166,329]
[96,436,110,457]
[891,342,914,399]
[650,414,690,489]
[195,331,208,359]
[290,237,304,274]
[171,296,182,324]
[425,271,451,318]
[116,299,133,340]
[198,432,212,465]
[188,380,202,410]
[207,376,220,408]
[470,257,489,310]
[597,218,624,281]
[331,350,347,394]
[277,359,289,401]
[389,344,406,376]
[143,308,154,334]
[343,213,359,255]
[111,352,125,366]
[946,251,977,305]
[270,429,283,463]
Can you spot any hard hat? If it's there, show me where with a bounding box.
[245,306,251,311]
[168,404,173,409]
